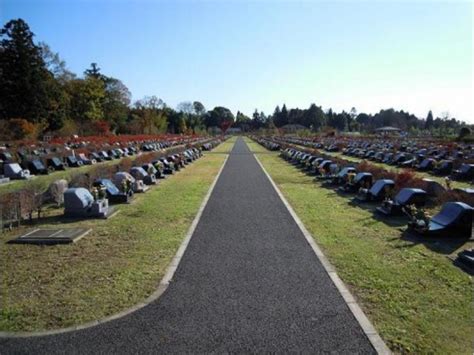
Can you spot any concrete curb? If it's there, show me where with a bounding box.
[0,154,230,338]
[253,154,391,355]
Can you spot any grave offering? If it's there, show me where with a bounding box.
[93,178,132,204]
[142,163,160,178]
[314,160,332,177]
[309,157,324,174]
[407,202,473,238]
[4,163,31,179]
[356,179,395,202]
[113,172,149,193]
[64,187,112,218]
[158,158,174,174]
[8,228,91,245]
[376,188,427,216]
[302,156,317,171]
[317,163,339,180]
[339,172,373,193]
[331,166,357,185]
[170,154,185,169]
[28,159,48,175]
[130,167,157,185]
[151,160,166,179]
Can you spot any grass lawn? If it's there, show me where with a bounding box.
[0,152,228,332]
[291,143,471,189]
[245,138,473,354]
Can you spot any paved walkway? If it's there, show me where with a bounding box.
[1,138,375,354]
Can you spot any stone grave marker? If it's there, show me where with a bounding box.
[9,228,91,245]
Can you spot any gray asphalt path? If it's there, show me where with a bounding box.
[1,138,375,354]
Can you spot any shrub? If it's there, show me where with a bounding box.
[393,170,427,193]
[436,190,474,207]
[18,182,45,220]
[69,172,91,188]
[356,160,396,181]
[118,157,133,172]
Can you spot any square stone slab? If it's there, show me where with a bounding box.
[8,228,92,245]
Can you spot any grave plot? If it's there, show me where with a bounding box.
[8,228,91,245]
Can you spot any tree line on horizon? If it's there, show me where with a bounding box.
[0,18,471,141]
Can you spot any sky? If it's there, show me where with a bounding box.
[1,0,473,123]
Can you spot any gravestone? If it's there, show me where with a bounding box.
[64,188,112,218]
[113,172,148,193]
[422,178,446,197]
[28,160,48,175]
[4,163,31,179]
[93,179,132,204]
[130,167,157,185]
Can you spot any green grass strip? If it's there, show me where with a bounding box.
[0,152,228,332]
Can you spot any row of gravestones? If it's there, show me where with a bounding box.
[0,137,220,184]
[0,135,213,182]
[269,141,474,274]
[257,139,474,239]
[0,139,223,233]
[275,136,474,182]
[291,135,474,161]
[62,147,211,218]
[0,136,194,166]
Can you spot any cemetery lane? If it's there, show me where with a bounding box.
[1,137,375,353]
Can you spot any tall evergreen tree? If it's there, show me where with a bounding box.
[425,110,434,130]
[0,19,51,123]
[280,104,289,126]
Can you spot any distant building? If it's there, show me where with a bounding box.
[280,124,307,133]
[227,127,242,134]
[375,126,404,136]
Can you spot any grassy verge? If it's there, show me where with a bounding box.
[0,153,228,332]
[290,143,471,189]
[246,138,473,354]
